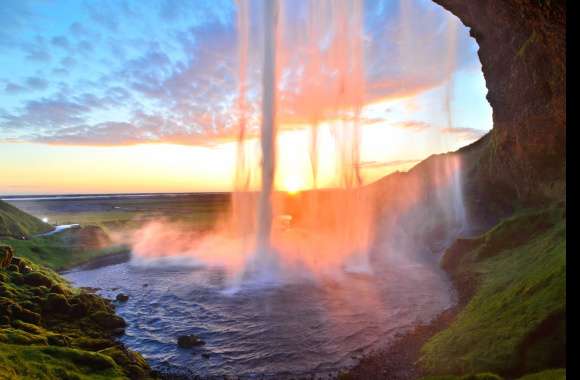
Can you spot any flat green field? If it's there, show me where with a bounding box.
[4,193,230,230]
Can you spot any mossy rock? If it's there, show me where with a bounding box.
[42,345,118,371]
[70,293,111,314]
[0,284,13,298]
[90,311,126,330]
[11,305,41,325]
[21,272,53,288]
[0,328,48,345]
[47,333,71,347]
[0,246,154,378]
[71,337,116,351]
[0,245,14,268]
[49,284,68,295]
[12,320,44,335]
[42,293,72,314]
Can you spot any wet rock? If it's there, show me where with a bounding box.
[111,327,126,336]
[80,287,101,293]
[177,335,206,348]
[99,346,150,379]
[0,245,14,268]
[91,311,127,330]
[115,293,129,302]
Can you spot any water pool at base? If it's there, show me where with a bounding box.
[64,248,453,379]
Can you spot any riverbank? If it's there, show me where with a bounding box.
[61,250,131,272]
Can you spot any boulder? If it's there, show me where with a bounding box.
[42,293,72,314]
[115,293,129,302]
[177,334,206,348]
[91,311,126,330]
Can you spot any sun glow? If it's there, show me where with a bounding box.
[282,175,302,195]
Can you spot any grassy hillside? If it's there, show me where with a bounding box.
[420,206,566,377]
[2,232,126,272]
[0,200,52,238]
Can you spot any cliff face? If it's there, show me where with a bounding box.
[434,0,566,202]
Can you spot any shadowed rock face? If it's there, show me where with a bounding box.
[434,0,566,202]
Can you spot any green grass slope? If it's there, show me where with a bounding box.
[3,234,127,271]
[420,206,566,377]
[0,200,52,238]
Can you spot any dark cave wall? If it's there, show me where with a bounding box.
[434,0,566,203]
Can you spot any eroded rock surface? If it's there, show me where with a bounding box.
[434,0,566,202]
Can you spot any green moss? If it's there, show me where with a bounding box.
[421,207,565,376]
[420,374,502,380]
[0,254,153,379]
[0,344,125,379]
[517,368,565,380]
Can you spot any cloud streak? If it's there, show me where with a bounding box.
[0,0,488,148]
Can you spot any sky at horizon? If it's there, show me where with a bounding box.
[0,0,492,195]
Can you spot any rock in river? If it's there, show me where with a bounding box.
[177,334,206,348]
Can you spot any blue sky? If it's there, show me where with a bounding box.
[0,0,492,194]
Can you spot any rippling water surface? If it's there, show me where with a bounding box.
[64,248,453,379]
